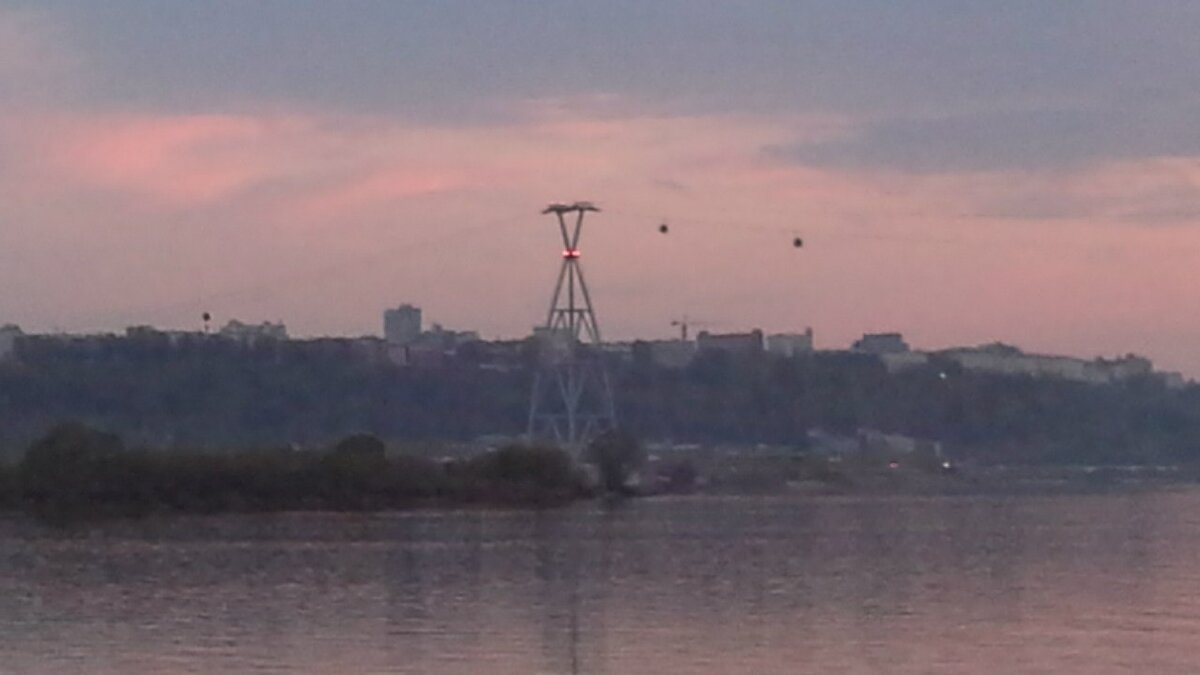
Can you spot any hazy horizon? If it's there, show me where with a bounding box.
[4,3,1200,374]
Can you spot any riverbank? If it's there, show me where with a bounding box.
[639,445,1200,498]
[8,423,1200,526]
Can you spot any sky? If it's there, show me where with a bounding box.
[4,2,1200,374]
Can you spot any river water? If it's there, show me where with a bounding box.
[2,490,1199,674]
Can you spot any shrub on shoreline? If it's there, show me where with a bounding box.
[450,444,587,506]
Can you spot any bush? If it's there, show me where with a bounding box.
[385,454,448,499]
[19,422,156,519]
[320,434,391,508]
[457,445,583,505]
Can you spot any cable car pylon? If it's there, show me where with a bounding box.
[526,201,617,455]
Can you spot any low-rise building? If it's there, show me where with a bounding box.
[389,343,447,367]
[766,329,814,357]
[457,339,529,371]
[880,351,930,373]
[852,332,910,354]
[1098,354,1153,380]
[697,329,763,356]
[220,320,288,345]
[290,336,388,364]
[383,315,480,366]
[635,339,697,369]
[597,341,635,364]
[419,323,479,351]
[940,343,1157,385]
[1161,371,1187,389]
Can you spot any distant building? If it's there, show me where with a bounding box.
[124,325,164,339]
[940,343,1156,385]
[0,324,22,361]
[220,320,287,344]
[388,343,446,367]
[597,341,635,364]
[766,329,814,357]
[852,332,910,354]
[635,339,697,369]
[463,339,529,372]
[1099,354,1153,380]
[384,304,422,346]
[421,323,479,350]
[291,336,388,365]
[385,316,480,367]
[382,304,482,366]
[1161,371,1187,389]
[696,329,763,356]
[880,351,929,373]
[125,324,185,343]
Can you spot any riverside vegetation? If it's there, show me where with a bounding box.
[0,423,608,523]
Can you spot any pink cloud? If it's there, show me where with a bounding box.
[285,167,481,221]
[11,100,849,224]
[36,114,312,205]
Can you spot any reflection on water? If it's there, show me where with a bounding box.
[2,491,1200,673]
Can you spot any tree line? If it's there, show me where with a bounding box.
[1,338,1199,465]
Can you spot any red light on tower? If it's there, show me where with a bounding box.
[562,249,581,259]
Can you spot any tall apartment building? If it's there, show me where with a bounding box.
[383,304,422,346]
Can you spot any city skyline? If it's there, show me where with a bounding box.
[4,3,1200,374]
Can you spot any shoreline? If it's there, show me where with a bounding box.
[4,469,1197,529]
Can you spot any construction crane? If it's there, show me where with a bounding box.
[670,315,715,342]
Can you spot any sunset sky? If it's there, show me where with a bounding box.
[4,2,1200,373]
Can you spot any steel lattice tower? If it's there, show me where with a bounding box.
[527,202,616,453]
